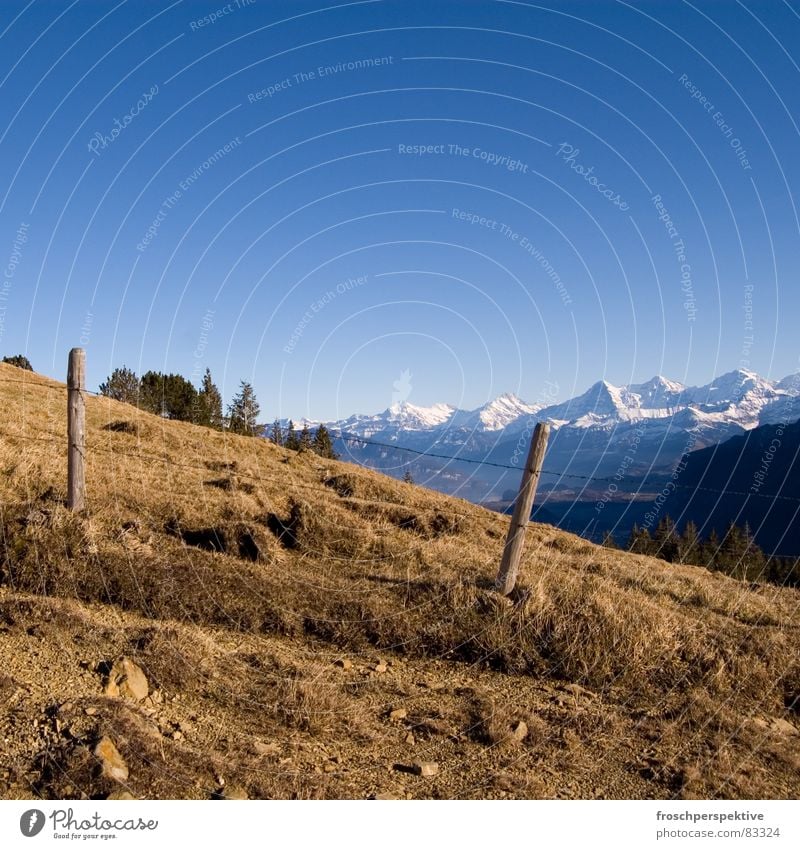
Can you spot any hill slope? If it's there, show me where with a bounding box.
[0,363,798,800]
[662,419,800,556]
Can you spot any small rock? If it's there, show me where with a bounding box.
[388,708,407,721]
[323,763,337,773]
[171,730,183,741]
[769,717,798,736]
[84,707,98,716]
[511,720,528,742]
[412,761,438,777]
[222,786,248,800]
[333,658,352,670]
[105,657,149,702]
[373,663,388,674]
[94,736,129,782]
[253,740,280,756]
[404,733,415,745]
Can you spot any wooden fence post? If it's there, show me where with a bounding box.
[495,422,550,596]
[67,347,86,511]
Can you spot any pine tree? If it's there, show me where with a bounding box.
[139,371,198,420]
[99,366,140,405]
[299,424,313,451]
[403,469,414,484]
[739,522,766,581]
[703,528,722,571]
[228,380,261,436]
[270,419,284,446]
[679,520,701,564]
[601,530,618,549]
[312,424,338,459]
[138,371,166,416]
[284,420,300,451]
[767,556,800,588]
[653,515,680,562]
[196,368,223,429]
[627,523,653,556]
[718,522,747,577]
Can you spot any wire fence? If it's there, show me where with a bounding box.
[2,372,800,507]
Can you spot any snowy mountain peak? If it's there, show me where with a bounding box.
[386,401,456,429]
[777,372,800,392]
[697,369,775,405]
[627,375,686,408]
[471,393,542,430]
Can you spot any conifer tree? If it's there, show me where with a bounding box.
[228,380,261,436]
[718,522,746,576]
[403,469,414,484]
[2,354,33,371]
[139,371,198,420]
[270,419,284,446]
[312,424,338,459]
[653,515,680,562]
[284,420,300,451]
[679,520,701,564]
[196,368,223,429]
[99,366,140,405]
[702,528,722,571]
[601,530,618,549]
[739,522,766,581]
[627,523,653,556]
[299,424,313,451]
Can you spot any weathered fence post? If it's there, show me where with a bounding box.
[67,347,86,511]
[495,422,550,595]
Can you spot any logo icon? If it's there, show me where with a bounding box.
[391,369,413,406]
[20,810,45,837]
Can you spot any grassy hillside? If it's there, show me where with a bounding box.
[0,361,798,800]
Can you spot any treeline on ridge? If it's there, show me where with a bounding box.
[98,365,337,459]
[604,516,799,588]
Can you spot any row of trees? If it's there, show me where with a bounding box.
[99,366,233,429]
[269,419,338,459]
[99,365,339,458]
[606,515,798,586]
[2,354,33,371]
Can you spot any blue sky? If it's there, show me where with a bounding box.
[1,0,799,421]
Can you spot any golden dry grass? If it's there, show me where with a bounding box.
[0,361,798,800]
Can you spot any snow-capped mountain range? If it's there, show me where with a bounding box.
[318,369,800,501]
[329,391,541,437]
[326,369,799,440]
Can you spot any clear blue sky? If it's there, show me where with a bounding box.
[1,0,799,421]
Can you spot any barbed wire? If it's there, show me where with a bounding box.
[328,428,800,503]
[1,374,799,505]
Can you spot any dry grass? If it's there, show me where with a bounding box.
[0,363,799,799]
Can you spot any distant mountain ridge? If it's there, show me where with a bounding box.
[321,369,799,440]
[293,369,800,505]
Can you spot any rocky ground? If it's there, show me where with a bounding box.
[2,590,798,800]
